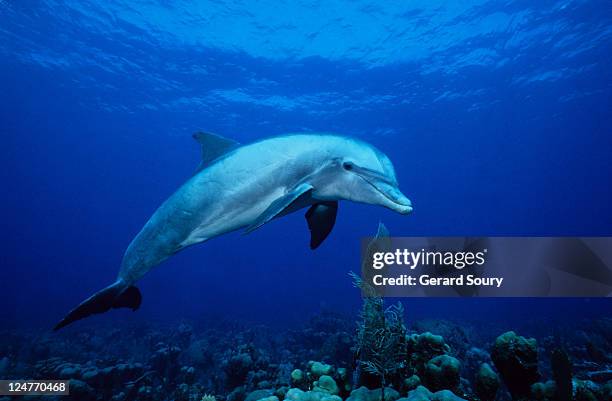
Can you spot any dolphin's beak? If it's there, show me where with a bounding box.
[370,180,413,214]
[352,166,413,214]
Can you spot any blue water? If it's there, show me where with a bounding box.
[1,1,611,330]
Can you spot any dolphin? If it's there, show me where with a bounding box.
[54,132,412,330]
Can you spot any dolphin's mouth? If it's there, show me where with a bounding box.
[355,171,413,214]
[374,182,413,212]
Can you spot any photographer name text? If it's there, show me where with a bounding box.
[370,248,504,288]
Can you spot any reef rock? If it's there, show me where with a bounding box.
[313,375,340,395]
[528,379,602,401]
[285,388,342,401]
[407,332,450,375]
[56,362,82,379]
[403,375,421,393]
[150,343,181,379]
[227,386,247,401]
[83,362,143,388]
[400,385,467,401]
[530,381,556,400]
[225,352,254,388]
[346,386,400,401]
[463,347,490,377]
[69,379,96,401]
[291,369,307,388]
[180,365,196,384]
[474,363,499,401]
[491,331,539,399]
[309,361,334,379]
[258,397,279,401]
[275,386,289,400]
[573,379,601,401]
[336,367,351,393]
[423,355,460,392]
[412,320,472,359]
[184,338,213,368]
[245,389,275,401]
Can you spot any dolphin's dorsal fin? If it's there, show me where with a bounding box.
[192,131,239,172]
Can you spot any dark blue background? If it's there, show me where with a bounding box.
[1,0,611,329]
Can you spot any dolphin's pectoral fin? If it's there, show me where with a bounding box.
[305,201,338,250]
[245,183,314,234]
[192,131,240,173]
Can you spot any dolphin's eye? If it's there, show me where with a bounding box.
[343,162,354,171]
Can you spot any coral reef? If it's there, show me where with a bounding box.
[313,375,340,395]
[285,388,342,401]
[474,363,499,401]
[490,331,539,399]
[346,386,399,401]
[401,385,466,401]
[0,314,610,401]
[551,348,573,401]
[423,355,460,393]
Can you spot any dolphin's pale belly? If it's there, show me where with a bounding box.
[181,184,286,246]
[120,187,284,283]
[180,148,297,245]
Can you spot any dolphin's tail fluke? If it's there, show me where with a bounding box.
[53,280,142,331]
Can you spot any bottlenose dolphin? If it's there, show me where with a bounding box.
[54,133,412,330]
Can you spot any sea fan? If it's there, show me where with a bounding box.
[351,223,407,400]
